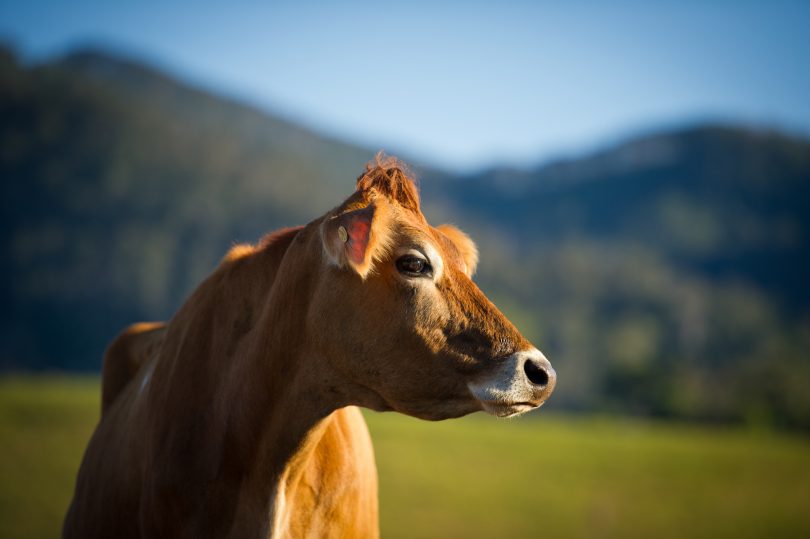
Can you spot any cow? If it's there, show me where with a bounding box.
[63,157,556,538]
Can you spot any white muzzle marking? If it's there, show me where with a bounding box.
[467,348,555,418]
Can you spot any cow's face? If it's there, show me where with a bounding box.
[309,160,555,420]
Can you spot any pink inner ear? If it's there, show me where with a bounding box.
[346,214,372,265]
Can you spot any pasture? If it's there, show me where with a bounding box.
[1,376,809,539]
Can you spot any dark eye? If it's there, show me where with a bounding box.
[396,255,433,277]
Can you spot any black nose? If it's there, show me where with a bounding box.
[524,358,550,387]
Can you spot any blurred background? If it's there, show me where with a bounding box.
[1,1,809,538]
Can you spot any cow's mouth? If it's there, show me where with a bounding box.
[478,400,539,418]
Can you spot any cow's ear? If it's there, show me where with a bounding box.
[322,200,393,278]
[436,224,478,277]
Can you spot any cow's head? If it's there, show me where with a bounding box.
[306,157,555,420]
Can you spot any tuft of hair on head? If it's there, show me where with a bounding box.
[355,152,420,213]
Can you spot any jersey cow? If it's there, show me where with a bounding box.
[63,157,556,538]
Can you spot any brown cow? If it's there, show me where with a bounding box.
[63,157,556,538]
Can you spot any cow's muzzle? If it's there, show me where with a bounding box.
[467,348,556,418]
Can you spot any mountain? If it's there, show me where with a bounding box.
[2,45,809,429]
[428,127,810,313]
[1,45,374,370]
[422,127,810,427]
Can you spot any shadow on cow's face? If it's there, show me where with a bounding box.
[307,161,555,421]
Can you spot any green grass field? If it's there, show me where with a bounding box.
[2,377,809,539]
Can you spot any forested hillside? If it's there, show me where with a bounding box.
[2,45,808,428]
[422,126,810,427]
[1,45,371,370]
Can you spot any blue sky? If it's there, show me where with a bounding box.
[1,0,809,170]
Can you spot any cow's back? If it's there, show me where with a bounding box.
[101,322,166,414]
[64,323,165,539]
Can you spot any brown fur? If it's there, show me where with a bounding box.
[355,153,420,214]
[63,157,552,538]
[435,224,479,276]
[100,322,166,414]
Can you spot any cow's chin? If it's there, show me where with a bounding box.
[366,396,482,422]
[350,383,481,420]
[404,398,482,421]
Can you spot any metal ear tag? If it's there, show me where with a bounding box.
[338,226,348,243]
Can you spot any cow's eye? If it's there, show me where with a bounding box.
[396,255,432,277]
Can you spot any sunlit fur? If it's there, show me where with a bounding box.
[63,156,553,539]
[435,223,479,276]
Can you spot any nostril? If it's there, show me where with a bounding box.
[524,359,549,387]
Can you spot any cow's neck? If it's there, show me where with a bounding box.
[224,317,338,529]
[223,351,337,537]
[223,227,350,531]
[148,225,346,535]
[233,231,355,534]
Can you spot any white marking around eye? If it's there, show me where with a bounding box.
[397,245,444,282]
[421,241,444,281]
